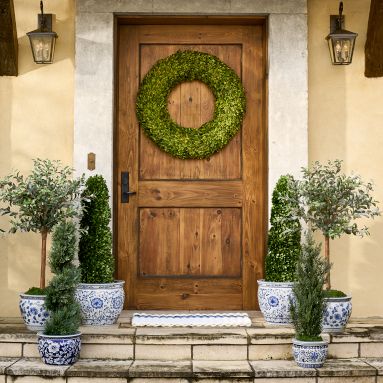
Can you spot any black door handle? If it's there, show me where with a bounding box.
[121,172,136,203]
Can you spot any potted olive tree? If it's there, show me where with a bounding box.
[292,160,380,332]
[38,221,81,365]
[291,231,330,368]
[75,175,125,325]
[0,159,84,331]
[258,175,301,325]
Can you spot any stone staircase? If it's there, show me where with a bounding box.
[1,311,383,382]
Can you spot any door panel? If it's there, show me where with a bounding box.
[117,22,266,309]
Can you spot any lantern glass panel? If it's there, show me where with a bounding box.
[28,32,57,64]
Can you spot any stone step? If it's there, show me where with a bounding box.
[1,357,383,382]
[2,325,383,361]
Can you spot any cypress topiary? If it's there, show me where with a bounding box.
[265,175,301,282]
[291,231,330,341]
[78,175,114,283]
[44,221,81,335]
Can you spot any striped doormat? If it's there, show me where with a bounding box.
[131,313,252,327]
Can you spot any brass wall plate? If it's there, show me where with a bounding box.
[87,152,95,170]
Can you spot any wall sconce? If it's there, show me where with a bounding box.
[27,1,58,64]
[325,1,358,65]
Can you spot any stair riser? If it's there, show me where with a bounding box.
[2,341,383,360]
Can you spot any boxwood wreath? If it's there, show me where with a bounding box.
[136,50,246,159]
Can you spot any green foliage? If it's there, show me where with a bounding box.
[44,221,81,336]
[136,50,246,159]
[323,289,347,298]
[265,175,301,282]
[291,232,330,341]
[294,160,380,239]
[24,287,47,295]
[79,175,114,283]
[0,159,85,234]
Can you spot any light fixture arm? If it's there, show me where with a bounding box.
[337,1,343,30]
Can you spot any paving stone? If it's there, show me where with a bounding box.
[0,357,19,373]
[67,378,126,383]
[81,327,135,344]
[129,360,192,378]
[7,377,66,382]
[247,328,294,345]
[254,379,316,383]
[0,375,4,383]
[130,379,189,383]
[194,380,253,383]
[328,343,359,358]
[22,343,40,357]
[6,357,69,376]
[250,360,316,378]
[0,326,36,343]
[135,345,191,360]
[193,360,253,378]
[193,345,247,361]
[248,344,292,360]
[369,328,383,341]
[66,358,131,377]
[363,358,383,374]
[317,359,376,377]
[0,342,22,357]
[317,377,376,383]
[135,328,248,345]
[80,343,133,359]
[331,328,371,343]
[361,343,383,358]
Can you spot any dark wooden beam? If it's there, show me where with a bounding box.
[365,0,383,78]
[0,0,18,76]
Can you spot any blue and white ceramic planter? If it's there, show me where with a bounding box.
[38,333,81,365]
[19,294,50,331]
[292,338,328,368]
[75,280,125,325]
[322,295,352,333]
[257,280,295,325]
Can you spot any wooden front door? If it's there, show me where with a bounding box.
[116,19,266,310]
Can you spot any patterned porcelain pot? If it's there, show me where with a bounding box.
[322,295,352,333]
[257,280,295,325]
[75,280,125,325]
[19,294,50,331]
[292,338,328,368]
[38,333,81,365]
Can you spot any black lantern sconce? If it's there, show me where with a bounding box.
[325,1,358,65]
[27,1,58,64]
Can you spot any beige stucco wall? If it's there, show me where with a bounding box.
[0,0,382,318]
[0,0,74,316]
[309,0,383,316]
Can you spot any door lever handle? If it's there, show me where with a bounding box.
[121,171,136,203]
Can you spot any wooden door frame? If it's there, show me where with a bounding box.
[114,15,268,310]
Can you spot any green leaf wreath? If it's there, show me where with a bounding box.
[136,50,246,159]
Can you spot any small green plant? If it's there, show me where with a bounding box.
[44,221,81,335]
[0,159,84,291]
[291,160,380,290]
[265,175,301,282]
[291,231,330,342]
[78,175,114,284]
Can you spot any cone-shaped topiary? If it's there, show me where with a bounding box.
[291,231,330,341]
[44,221,81,335]
[265,175,301,282]
[78,175,114,283]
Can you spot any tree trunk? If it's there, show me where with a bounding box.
[40,230,48,290]
[365,0,383,77]
[324,235,331,290]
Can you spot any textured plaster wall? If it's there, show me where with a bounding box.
[0,0,74,316]
[309,0,383,316]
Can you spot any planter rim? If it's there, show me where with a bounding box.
[77,280,125,288]
[257,279,295,287]
[292,338,328,346]
[20,293,46,299]
[324,294,352,301]
[38,332,81,339]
